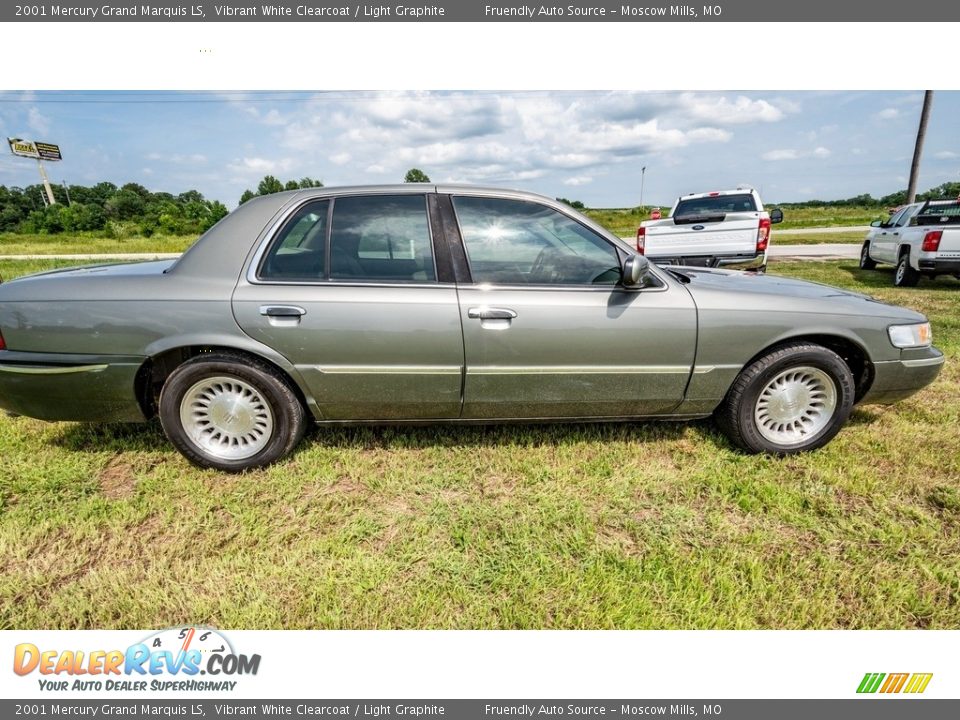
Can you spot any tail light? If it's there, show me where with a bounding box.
[636,226,646,254]
[922,230,942,252]
[0,330,5,351]
[757,217,771,252]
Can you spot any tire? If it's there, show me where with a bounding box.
[894,252,920,287]
[715,342,855,454]
[859,242,877,270]
[158,353,307,471]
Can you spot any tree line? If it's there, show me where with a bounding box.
[0,182,229,237]
[779,181,960,209]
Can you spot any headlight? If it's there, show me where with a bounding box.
[888,322,932,348]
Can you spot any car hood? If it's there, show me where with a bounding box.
[674,267,925,320]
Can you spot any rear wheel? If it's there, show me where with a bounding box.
[715,342,855,454]
[894,252,920,287]
[159,354,307,471]
[859,242,877,270]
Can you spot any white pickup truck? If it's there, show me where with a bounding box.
[859,198,960,286]
[636,187,783,272]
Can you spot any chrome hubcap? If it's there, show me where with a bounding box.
[754,366,837,446]
[180,376,274,460]
[896,261,905,282]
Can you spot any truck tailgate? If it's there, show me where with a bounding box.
[644,212,760,257]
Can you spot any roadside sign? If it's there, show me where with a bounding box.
[35,142,62,161]
[7,138,62,161]
[8,138,39,158]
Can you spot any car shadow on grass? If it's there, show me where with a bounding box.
[842,263,960,290]
[50,416,711,457]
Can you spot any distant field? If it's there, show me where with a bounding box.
[0,206,883,256]
[1,257,958,629]
[583,205,882,237]
[0,233,196,256]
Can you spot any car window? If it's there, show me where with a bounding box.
[330,195,436,282]
[453,196,621,286]
[673,193,757,216]
[260,200,329,280]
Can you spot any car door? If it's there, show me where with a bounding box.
[446,193,698,419]
[873,206,919,262]
[232,192,464,420]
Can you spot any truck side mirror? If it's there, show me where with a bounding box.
[769,208,784,224]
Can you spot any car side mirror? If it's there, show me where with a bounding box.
[769,208,784,224]
[870,220,882,228]
[621,255,651,288]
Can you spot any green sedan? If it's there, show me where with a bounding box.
[0,185,944,471]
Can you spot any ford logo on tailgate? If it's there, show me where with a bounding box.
[692,224,705,230]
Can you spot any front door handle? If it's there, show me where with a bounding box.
[260,305,306,317]
[467,307,517,320]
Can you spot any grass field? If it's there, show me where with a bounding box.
[1,259,958,629]
[583,205,881,237]
[0,232,194,256]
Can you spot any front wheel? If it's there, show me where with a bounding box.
[715,342,855,454]
[159,354,307,471]
[859,242,877,270]
[894,253,920,287]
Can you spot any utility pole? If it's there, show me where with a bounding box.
[62,180,72,205]
[907,91,934,203]
[640,166,647,210]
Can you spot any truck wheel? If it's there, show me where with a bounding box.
[159,353,307,472]
[859,242,877,270]
[894,252,920,287]
[715,342,854,454]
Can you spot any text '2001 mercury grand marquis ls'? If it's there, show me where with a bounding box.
[0,185,944,471]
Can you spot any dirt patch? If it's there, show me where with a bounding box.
[98,457,138,500]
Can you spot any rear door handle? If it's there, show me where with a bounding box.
[260,305,306,317]
[467,307,517,320]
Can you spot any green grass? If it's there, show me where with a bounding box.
[583,206,881,237]
[1,259,958,629]
[0,232,195,256]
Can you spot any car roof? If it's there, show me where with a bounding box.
[284,183,558,205]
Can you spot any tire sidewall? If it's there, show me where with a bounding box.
[735,348,854,454]
[159,357,304,471]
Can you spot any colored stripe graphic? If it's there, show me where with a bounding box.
[880,673,908,693]
[857,672,932,694]
[857,673,885,693]
[904,673,933,694]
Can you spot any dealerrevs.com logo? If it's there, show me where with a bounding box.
[13,627,260,692]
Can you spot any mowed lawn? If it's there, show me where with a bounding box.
[0,259,958,629]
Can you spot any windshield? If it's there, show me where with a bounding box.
[674,193,758,217]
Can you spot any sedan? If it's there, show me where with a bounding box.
[0,185,945,471]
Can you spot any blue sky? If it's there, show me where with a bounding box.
[1,90,958,208]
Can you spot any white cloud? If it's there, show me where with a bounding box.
[679,94,785,124]
[563,176,593,186]
[935,150,958,160]
[762,149,801,161]
[876,108,899,120]
[329,152,351,165]
[227,156,295,176]
[762,146,831,161]
[27,106,50,135]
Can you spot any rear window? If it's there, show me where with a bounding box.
[674,194,757,217]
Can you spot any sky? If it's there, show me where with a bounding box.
[0,90,958,208]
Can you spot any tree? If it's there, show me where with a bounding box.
[404,168,430,183]
[239,189,256,205]
[257,175,285,196]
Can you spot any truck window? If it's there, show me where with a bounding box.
[674,194,757,217]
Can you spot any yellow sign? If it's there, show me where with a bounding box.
[8,139,39,159]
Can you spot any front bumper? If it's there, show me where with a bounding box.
[0,350,147,422]
[859,346,946,405]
